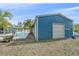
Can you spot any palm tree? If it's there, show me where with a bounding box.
[23,19,34,33]
[0,10,13,29]
[23,19,36,41]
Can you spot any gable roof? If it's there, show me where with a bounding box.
[36,13,73,22]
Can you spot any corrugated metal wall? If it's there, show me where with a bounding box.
[35,14,73,40]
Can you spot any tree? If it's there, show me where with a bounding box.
[0,20,12,29]
[23,19,34,33]
[75,24,79,32]
[23,19,35,41]
[0,10,13,29]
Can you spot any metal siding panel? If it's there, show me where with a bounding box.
[38,19,52,40]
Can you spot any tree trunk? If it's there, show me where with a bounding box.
[25,29,35,42]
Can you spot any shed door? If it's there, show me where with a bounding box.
[53,23,65,39]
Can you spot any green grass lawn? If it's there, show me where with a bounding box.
[0,38,79,56]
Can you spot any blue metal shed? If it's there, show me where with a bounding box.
[34,14,73,41]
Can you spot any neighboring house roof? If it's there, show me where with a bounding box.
[36,13,73,22]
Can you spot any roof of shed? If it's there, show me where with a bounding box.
[36,13,73,22]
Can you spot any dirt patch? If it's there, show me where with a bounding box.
[0,38,79,56]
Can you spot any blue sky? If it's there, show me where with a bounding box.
[0,3,79,25]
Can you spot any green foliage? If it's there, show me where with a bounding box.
[15,19,34,31]
[0,10,13,29]
[23,19,34,30]
[0,10,13,19]
[3,35,13,42]
[75,24,79,32]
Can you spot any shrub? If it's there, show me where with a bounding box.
[3,35,13,42]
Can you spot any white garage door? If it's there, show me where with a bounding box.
[53,23,65,39]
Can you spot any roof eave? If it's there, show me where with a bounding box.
[36,13,73,22]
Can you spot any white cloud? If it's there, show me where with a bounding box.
[61,7,79,11]
[47,6,79,13]
[70,16,79,19]
[44,7,79,23]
